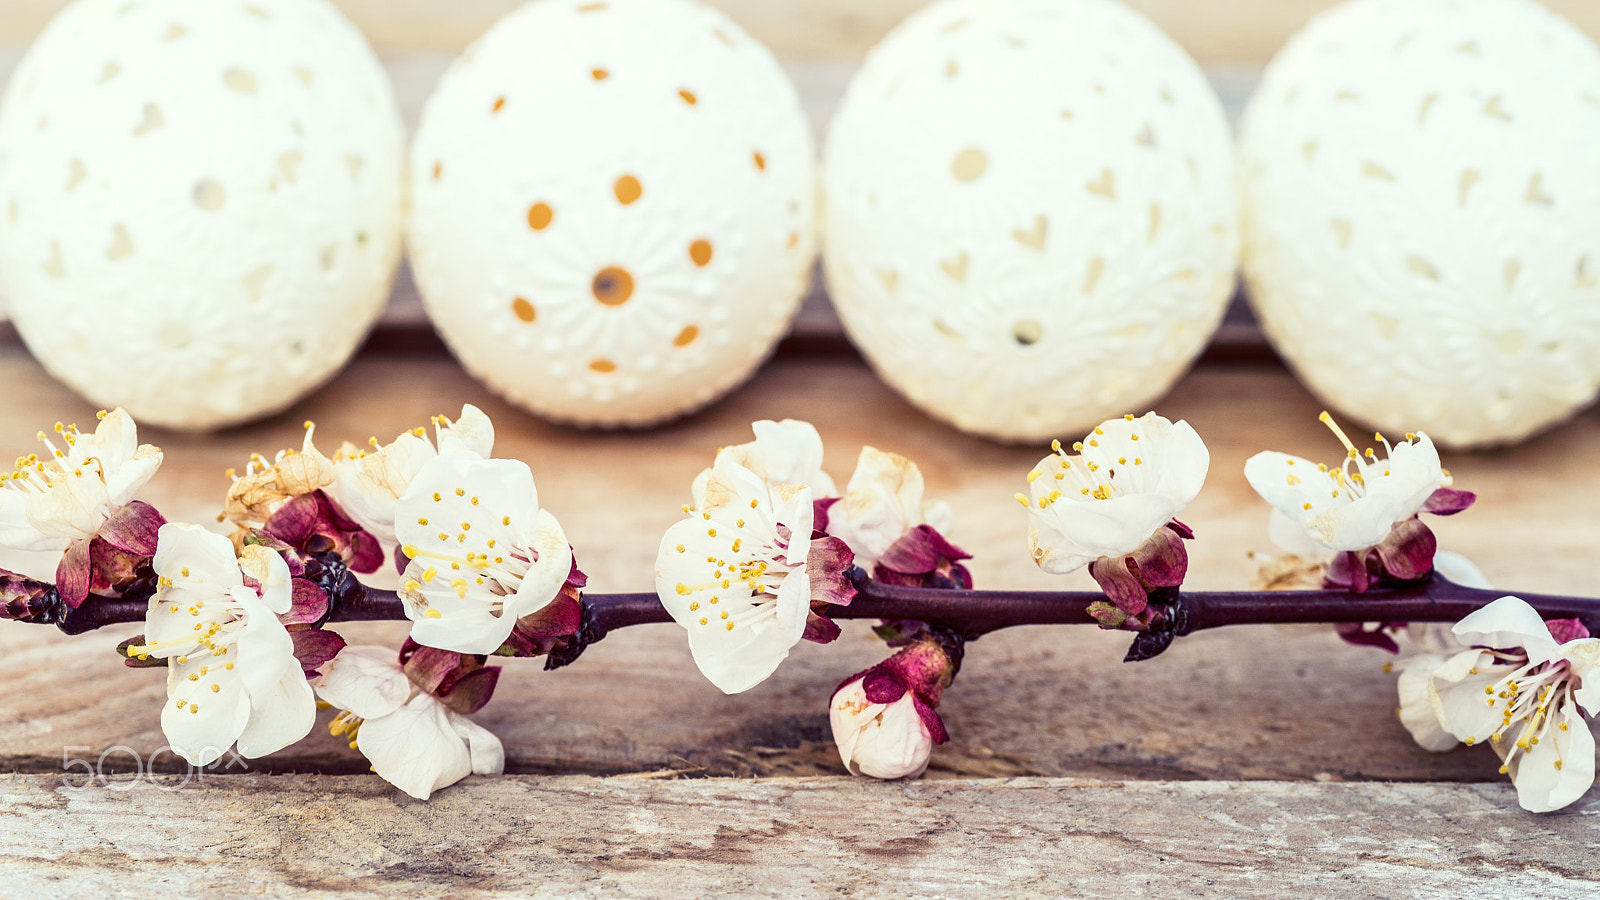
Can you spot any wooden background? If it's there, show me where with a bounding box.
[3,0,1600,896]
[1,0,1599,61]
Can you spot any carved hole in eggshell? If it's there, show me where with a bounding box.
[1577,255,1597,289]
[1405,255,1440,281]
[689,239,713,267]
[222,68,258,94]
[193,179,227,211]
[1525,173,1553,206]
[1504,260,1522,292]
[1083,256,1106,294]
[1330,218,1352,249]
[42,242,64,278]
[492,96,507,114]
[614,175,642,205]
[951,147,987,182]
[1086,169,1116,199]
[679,89,697,106]
[132,104,163,136]
[674,325,699,347]
[1362,161,1395,182]
[278,151,303,184]
[97,62,121,85]
[512,297,537,322]
[528,202,553,230]
[106,223,134,260]
[1459,170,1481,206]
[592,68,610,81]
[592,266,634,306]
[590,359,617,373]
[1013,320,1043,346]
[1418,93,1439,125]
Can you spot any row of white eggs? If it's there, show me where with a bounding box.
[0,0,1595,451]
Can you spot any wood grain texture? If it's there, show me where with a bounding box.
[1,0,1599,63]
[2,774,1598,898]
[2,346,1598,787]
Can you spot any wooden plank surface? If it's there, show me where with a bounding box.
[2,346,1597,786]
[2,775,1597,898]
[2,0,1599,63]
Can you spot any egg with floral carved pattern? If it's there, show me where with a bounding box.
[409,0,816,427]
[823,0,1238,443]
[1241,0,1600,448]
[0,0,405,430]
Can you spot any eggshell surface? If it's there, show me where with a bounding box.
[823,0,1239,443]
[408,0,817,427]
[1240,0,1600,448]
[0,0,406,430]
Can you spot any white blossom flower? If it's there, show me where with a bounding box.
[657,449,852,694]
[691,419,836,506]
[221,422,334,531]
[328,405,494,543]
[315,645,504,800]
[0,409,161,552]
[1245,412,1457,555]
[395,454,572,655]
[1020,413,1209,575]
[830,677,934,779]
[133,523,315,766]
[1398,596,1600,813]
[826,446,952,571]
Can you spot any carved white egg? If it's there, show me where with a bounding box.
[1241,0,1600,448]
[823,0,1238,443]
[409,0,816,427]
[0,0,405,431]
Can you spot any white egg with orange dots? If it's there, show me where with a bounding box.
[408,0,817,427]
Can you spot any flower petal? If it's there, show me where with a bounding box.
[234,666,316,759]
[315,646,411,719]
[355,695,473,801]
[1453,596,1560,662]
[162,660,249,767]
[1397,653,1459,752]
[1506,701,1595,813]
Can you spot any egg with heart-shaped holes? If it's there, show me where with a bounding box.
[0,0,405,430]
[1241,0,1600,448]
[823,0,1239,443]
[409,0,817,427]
